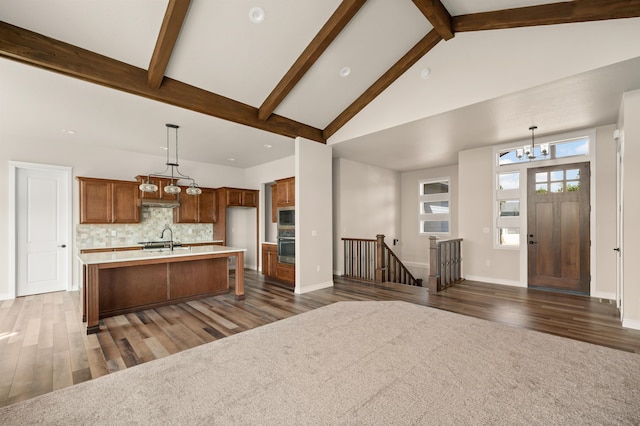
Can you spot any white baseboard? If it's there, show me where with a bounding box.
[295,280,333,294]
[0,293,12,301]
[465,275,525,288]
[622,318,640,330]
[590,291,616,301]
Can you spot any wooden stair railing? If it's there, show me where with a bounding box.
[342,234,422,287]
[428,236,464,292]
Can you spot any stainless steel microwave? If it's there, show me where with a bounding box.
[277,207,295,228]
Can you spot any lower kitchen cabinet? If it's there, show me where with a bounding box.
[275,263,295,286]
[262,244,278,277]
[262,243,294,287]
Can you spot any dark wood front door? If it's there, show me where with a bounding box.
[527,162,590,294]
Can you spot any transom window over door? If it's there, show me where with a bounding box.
[419,178,450,235]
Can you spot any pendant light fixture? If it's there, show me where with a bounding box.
[139,124,202,196]
[515,125,549,161]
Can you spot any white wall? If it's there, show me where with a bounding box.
[594,125,618,299]
[296,138,333,293]
[332,158,400,275]
[400,165,458,281]
[458,146,521,285]
[245,155,295,271]
[1,135,246,299]
[619,90,640,329]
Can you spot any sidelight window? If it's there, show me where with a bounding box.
[496,172,520,247]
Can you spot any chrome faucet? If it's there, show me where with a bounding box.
[160,224,174,251]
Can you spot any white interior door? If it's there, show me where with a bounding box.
[16,165,71,296]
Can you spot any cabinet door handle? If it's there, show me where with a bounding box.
[58,244,67,248]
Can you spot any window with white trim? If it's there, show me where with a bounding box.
[496,172,520,247]
[419,178,450,235]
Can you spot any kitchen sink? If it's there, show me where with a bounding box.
[139,240,183,251]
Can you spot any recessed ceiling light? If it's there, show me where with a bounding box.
[160,146,168,151]
[61,129,76,135]
[228,158,236,162]
[264,144,272,148]
[420,68,431,79]
[249,7,265,23]
[339,67,351,78]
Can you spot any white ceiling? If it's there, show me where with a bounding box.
[1,0,640,171]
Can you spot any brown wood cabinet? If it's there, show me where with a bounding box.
[198,188,218,223]
[275,177,295,207]
[276,262,295,286]
[262,243,294,287]
[271,184,277,223]
[78,177,140,224]
[223,188,258,207]
[135,175,179,201]
[262,243,278,277]
[173,187,217,224]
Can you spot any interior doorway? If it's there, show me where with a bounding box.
[12,162,72,297]
[527,162,590,294]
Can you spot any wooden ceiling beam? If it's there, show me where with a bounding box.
[147,0,192,89]
[453,0,640,32]
[258,0,367,121]
[0,21,325,143]
[323,30,442,140]
[411,0,454,40]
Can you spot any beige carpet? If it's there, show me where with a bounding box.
[1,301,639,425]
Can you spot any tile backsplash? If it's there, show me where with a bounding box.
[76,207,215,248]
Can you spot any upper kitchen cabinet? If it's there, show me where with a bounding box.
[78,177,140,224]
[174,187,217,224]
[198,188,218,223]
[135,175,179,201]
[222,188,258,207]
[271,184,277,223]
[275,177,295,207]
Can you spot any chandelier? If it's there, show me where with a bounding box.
[516,126,549,160]
[139,124,202,195]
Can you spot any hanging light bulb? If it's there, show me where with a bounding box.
[186,183,202,195]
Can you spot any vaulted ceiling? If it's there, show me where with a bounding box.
[1,1,640,171]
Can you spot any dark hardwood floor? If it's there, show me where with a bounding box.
[1,270,639,407]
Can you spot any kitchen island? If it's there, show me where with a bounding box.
[78,245,246,334]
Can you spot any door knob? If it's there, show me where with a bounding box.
[528,241,537,245]
[613,247,621,252]
[58,244,67,248]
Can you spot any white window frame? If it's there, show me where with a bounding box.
[418,177,450,236]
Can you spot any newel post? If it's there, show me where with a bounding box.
[375,234,386,283]
[428,236,439,293]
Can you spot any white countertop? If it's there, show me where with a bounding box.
[262,241,277,245]
[78,244,246,265]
